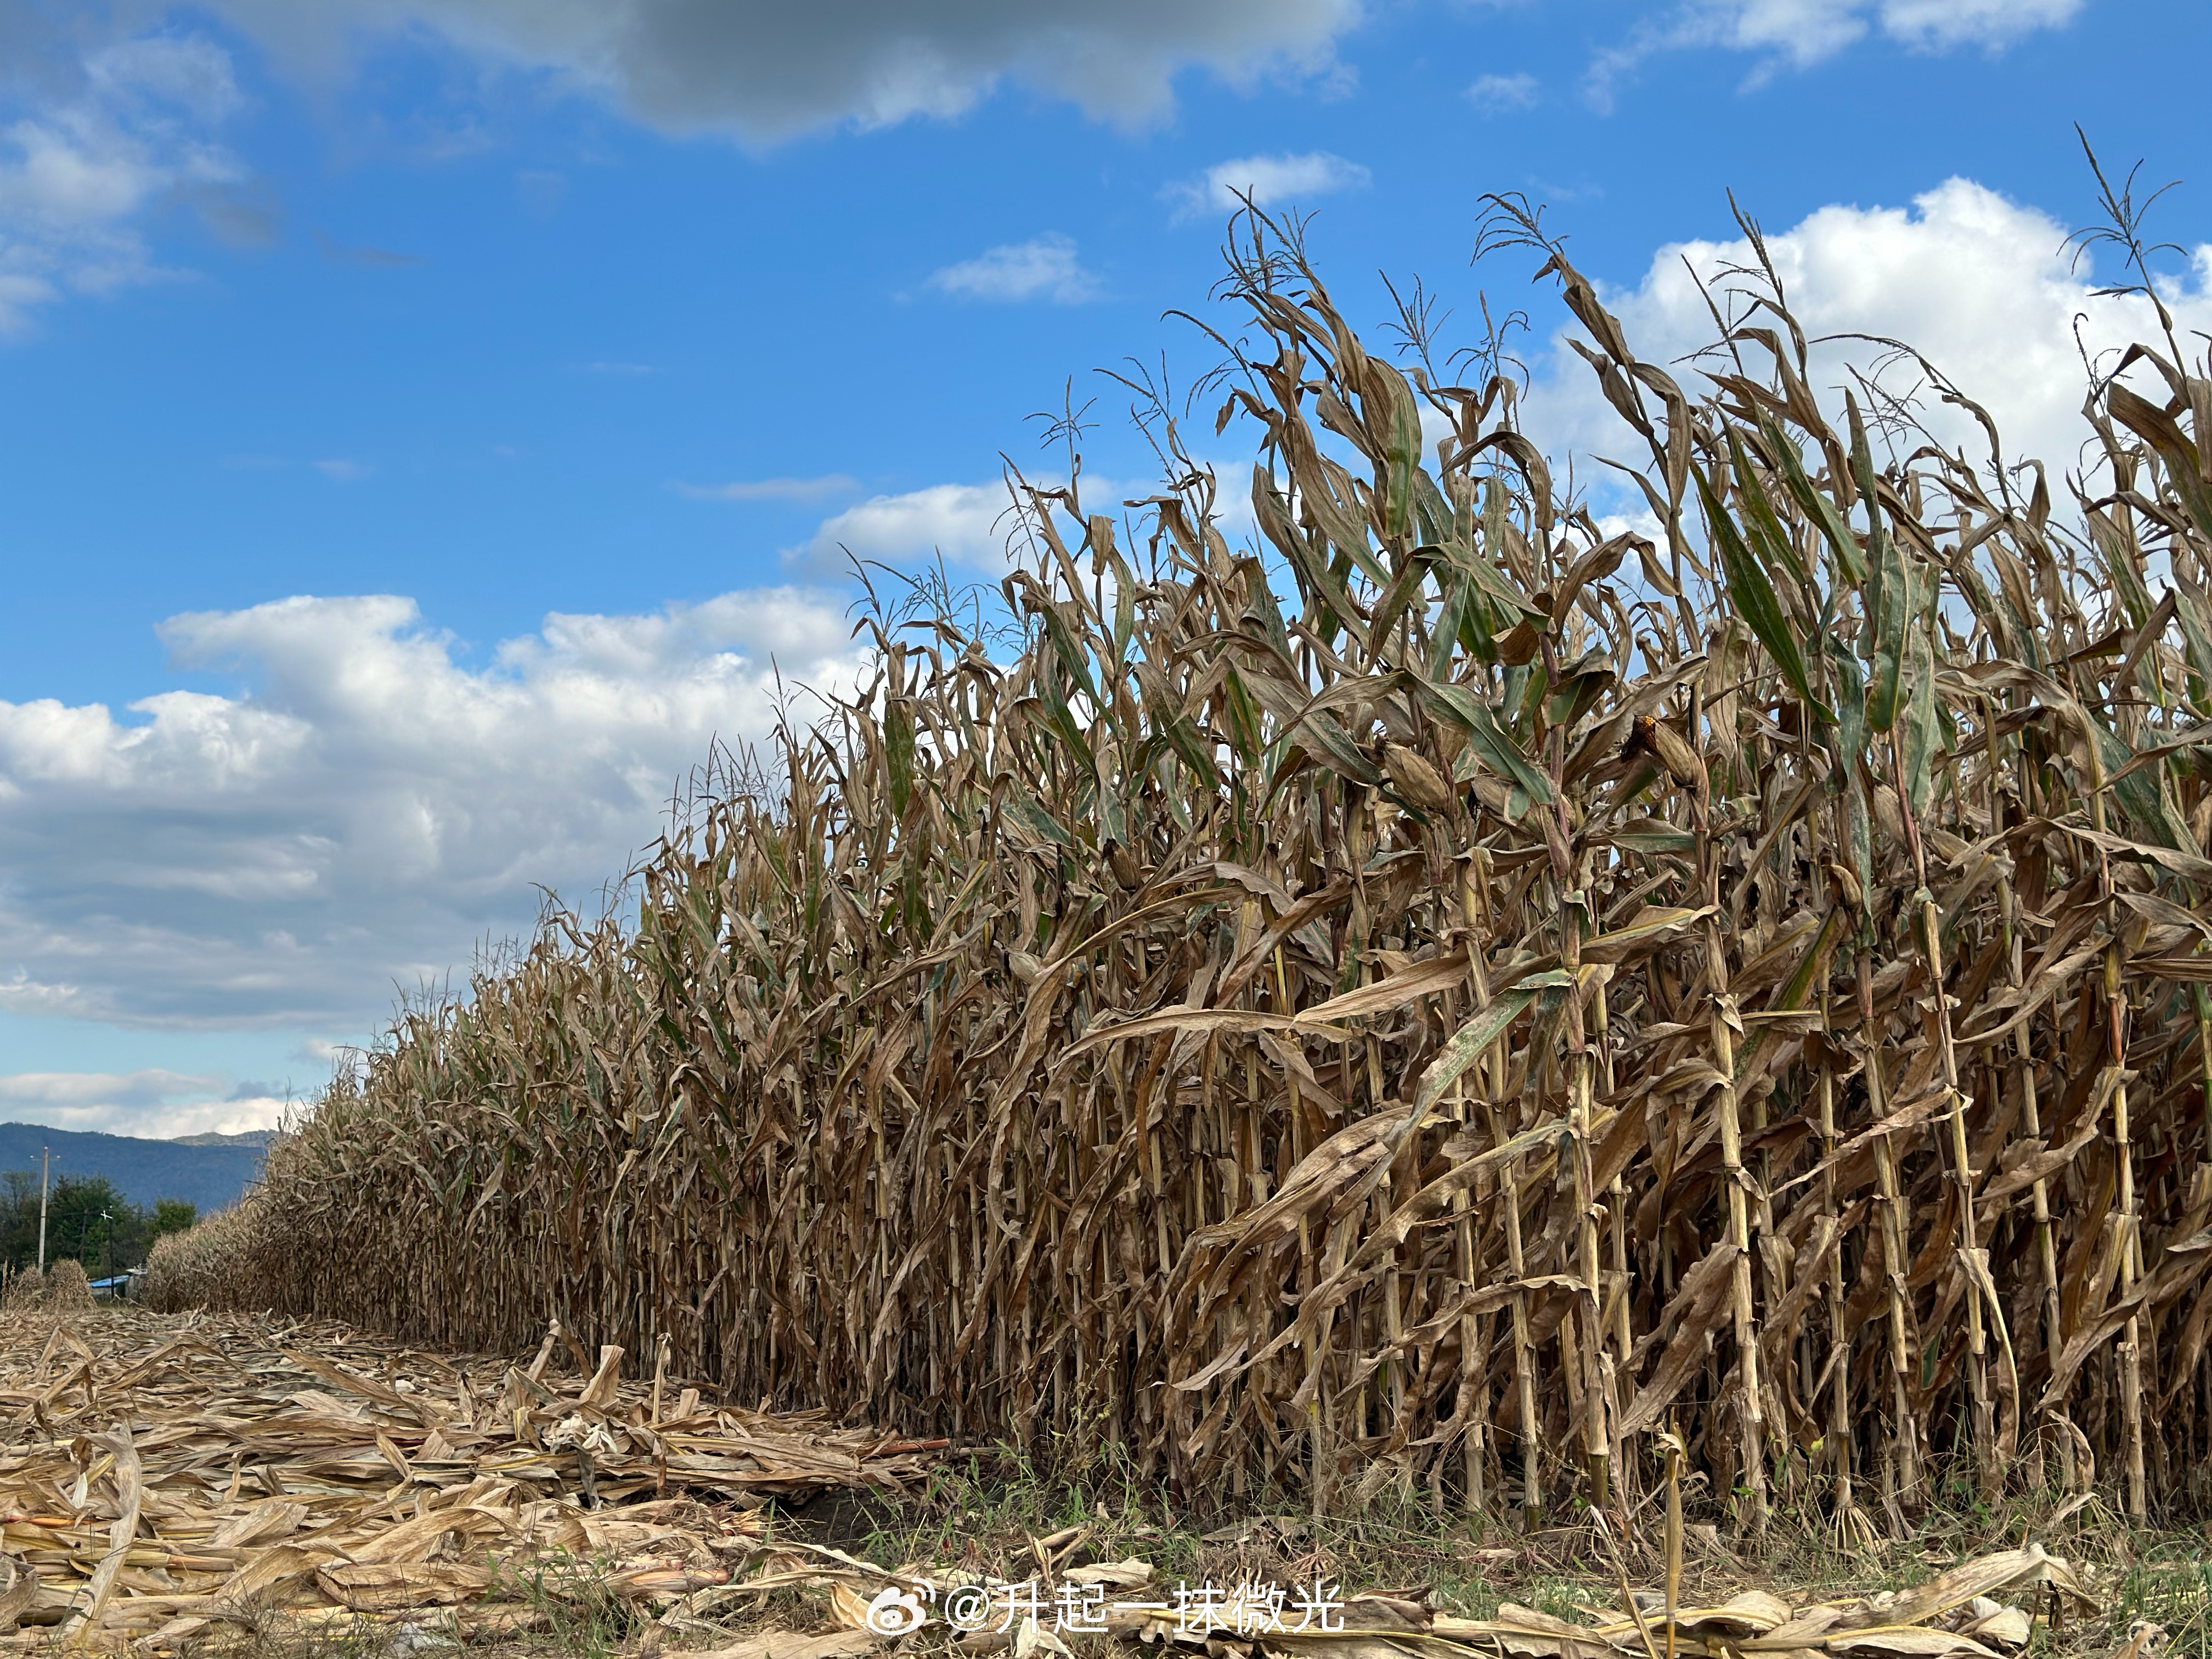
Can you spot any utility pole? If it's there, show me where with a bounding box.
[37,1147,50,1272]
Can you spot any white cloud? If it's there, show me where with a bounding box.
[1168,150,1370,221]
[1466,71,1538,113]
[1871,0,2081,49]
[0,4,1363,330]
[674,475,860,503]
[1525,177,2212,504]
[0,1069,291,1138]
[0,32,245,330]
[926,233,1103,304]
[188,0,1363,143]
[0,589,867,1030]
[794,468,1256,580]
[1589,0,2083,104]
[801,482,1024,573]
[148,1093,293,1137]
[0,1068,211,1109]
[311,458,373,481]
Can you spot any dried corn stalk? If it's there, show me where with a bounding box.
[153,201,2212,1521]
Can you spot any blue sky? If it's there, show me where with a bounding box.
[0,0,2204,1137]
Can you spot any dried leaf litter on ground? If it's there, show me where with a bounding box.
[3,1316,2111,1658]
[0,1311,938,1649]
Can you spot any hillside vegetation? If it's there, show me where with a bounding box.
[150,199,2212,1526]
[0,1170,195,1274]
[0,1120,264,1214]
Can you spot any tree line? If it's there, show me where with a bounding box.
[0,1170,196,1277]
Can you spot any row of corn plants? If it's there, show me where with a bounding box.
[152,200,2212,1525]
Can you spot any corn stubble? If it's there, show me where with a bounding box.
[154,200,2212,1527]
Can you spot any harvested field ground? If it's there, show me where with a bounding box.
[0,1311,928,1650]
[4,1315,2207,1659]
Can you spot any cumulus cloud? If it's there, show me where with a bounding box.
[1588,0,2084,105]
[1523,176,2212,502]
[0,3,1362,330]
[795,468,1256,579]
[0,1069,291,1137]
[0,32,245,329]
[0,588,867,1031]
[800,482,1024,573]
[926,233,1102,304]
[1878,0,2082,48]
[1167,150,1370,221]
[1466,71,1538,113]
[187,0,1363,143]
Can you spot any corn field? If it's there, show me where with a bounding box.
[155,197,2212,1527]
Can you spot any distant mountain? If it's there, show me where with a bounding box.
[0,1122,265,1214]
[170,1130,279,1148]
